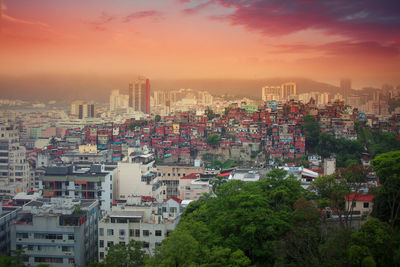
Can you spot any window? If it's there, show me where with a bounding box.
[99,228,104,236]
[34,257,63,263]
[62,246,71,252]
[363,202,370,208]
[135,229,140,237]
[107,229,114,236]
[155,230,162,236]
[16,233,28,238]
[99,240,104,248]
[119,241,125,245]
[143,242,149,248]
[68,235,74,240]
[119,229,125,236]
[28,245,34,251]
[143,230,149,237]
[107,241,114,247]
[155,242,162,247]
[100,252,104,259]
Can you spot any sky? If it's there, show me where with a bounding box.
[0,0,400,89]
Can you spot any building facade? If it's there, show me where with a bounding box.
[11,198,99,266]
[39,165,114,212]
[129,77,150,114]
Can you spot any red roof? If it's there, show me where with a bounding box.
[219,172,231,177]
[141,196,156,202]
[345,193,374,202]
[163,197,182,203]
[181,173,199,179]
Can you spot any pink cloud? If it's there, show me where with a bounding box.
[123,10,164,23]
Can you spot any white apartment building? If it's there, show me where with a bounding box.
[39,164,114,212]
[98,196,181,259]
[114,149,155,201]
[0,121,30,194]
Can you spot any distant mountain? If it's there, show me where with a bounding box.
[0,74,340,102]
[152,78,340,97]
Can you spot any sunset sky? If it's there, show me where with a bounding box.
[1,0,400,88]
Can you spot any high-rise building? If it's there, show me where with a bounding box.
[261,82,297,102]
[340,79,351,102]
[0,121,30,192]
[110,90,129,112]
[129,76,150,114]
[281,82,297,100]
[70,101,95,119]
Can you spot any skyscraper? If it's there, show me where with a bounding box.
[129,76,150,114]
[340,79,351,102]
[70,101,95,119]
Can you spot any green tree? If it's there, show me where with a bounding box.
[303,115,320,152]
[157,175,305,266]
[49,136,57,146]
[372,150,400,227]
[128,122,135,131]
[206,134,220,148]
[102,240,146,267]
[349,218,394,267]
[205,107,215,120]
[147,231,200,266]
[275,199,322,266]
[312,166,368,228]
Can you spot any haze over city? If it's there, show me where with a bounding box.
[1,1,400,267]
[1,0,400,96]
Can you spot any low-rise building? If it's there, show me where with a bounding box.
[345,193,374,218]
[0,205,21,255]
[98,196,181,259]
[11,198,99,266]
[39,164,114,212]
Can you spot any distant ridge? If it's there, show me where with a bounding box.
[0,75,341,102]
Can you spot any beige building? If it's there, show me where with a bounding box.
[262,82,297,102]
[345,194,374,218]
[179,174,210,201]
[152,164,204,201]
[115,152,155,201]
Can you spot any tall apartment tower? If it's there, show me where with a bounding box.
[70,101,95,119]
[0,121,30,192]
[129,76,150,114]
[340,79,351,102]
[281,82,297,100]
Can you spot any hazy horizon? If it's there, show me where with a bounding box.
[1,0,400,93]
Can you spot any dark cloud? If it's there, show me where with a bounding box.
[183,0,400,42]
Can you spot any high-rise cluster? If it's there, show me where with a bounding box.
[262,82,297,102]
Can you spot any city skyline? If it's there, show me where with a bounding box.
[0,0,399,90]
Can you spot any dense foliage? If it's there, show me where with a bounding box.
[149,170,304,266]
[303,115,400,168]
